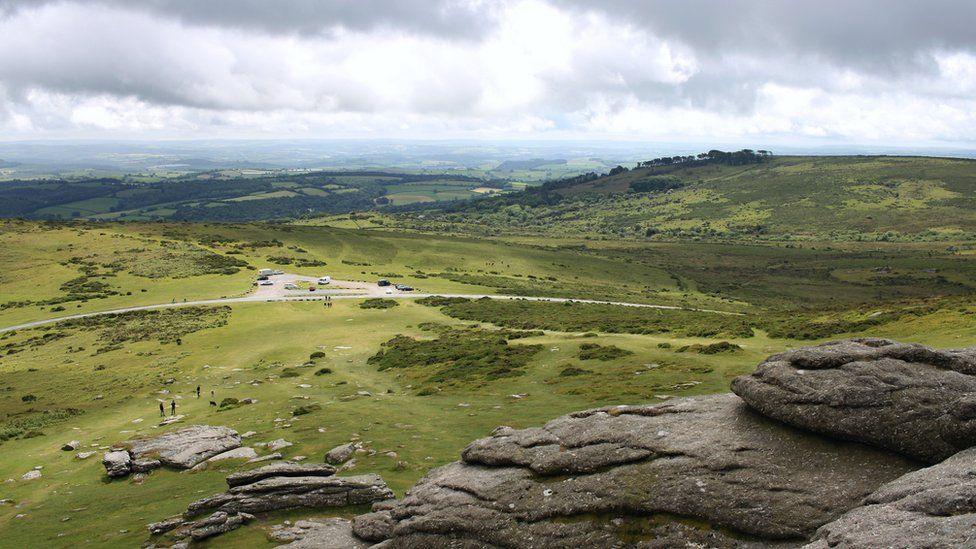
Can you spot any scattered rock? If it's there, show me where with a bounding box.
[267,438,293,452]
[159,414,184,426]
[732,338,976,462]
[369,394,916,547]
[75,451,95,460]
[61,440,80,451]
[20,470,40,481]
[806,447,976,548]
[207,447,258,462]
[149,511,254,543]
[102,451,132,478]
[247,452,282,464]
[325,442,358,465]
[241,431,257,439]
[269,517,369,548]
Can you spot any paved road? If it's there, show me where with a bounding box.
[0,278,742,334]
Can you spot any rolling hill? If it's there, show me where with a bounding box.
[397,155,976,241]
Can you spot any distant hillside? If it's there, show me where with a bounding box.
[397,155,976,241]
[0,170,491,222]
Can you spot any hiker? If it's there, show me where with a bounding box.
[196,385,201,398]
[170,400,176,416]
[159,401,164,417]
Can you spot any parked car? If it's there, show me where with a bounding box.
[318,276,331,284]
[257,275,269,281]
[309,287,316,292]
[259,280,274,286]
[395,284,414,291]
[377,279,391,287]
[283,283,299,290]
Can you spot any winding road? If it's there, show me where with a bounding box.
[0,275,742,334]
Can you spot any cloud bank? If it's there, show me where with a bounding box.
[0,0,973,145]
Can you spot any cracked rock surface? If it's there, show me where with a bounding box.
[269,517,370,548]
[374,393,916,548]
[186,464,393,517]
[731,338,976,463]
[104,425,242,477]
[804,447,976,549]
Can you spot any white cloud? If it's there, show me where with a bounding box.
[0,0,973,147]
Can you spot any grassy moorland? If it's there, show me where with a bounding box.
[1,154,976,547]
[393,155,976,241]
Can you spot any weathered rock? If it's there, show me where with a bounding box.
[126,425,242,469]
[248,452,283,463]
[352,510,394,542]
[148,515,184,535]
[187,511,254,541]
[75,451,95,460]
[226,462,337,488]
[102,451,131,478]
[20,470,41,481]
[325,442,358,465]
[732,338,976,463]
[187,473,394,517]
[131,458,161,474]
[375,394,917,547]
[207,447,258,462]
[267,438,293,452]
[805,447,976,548]
[61,440,80,451]
[269,517,370,548]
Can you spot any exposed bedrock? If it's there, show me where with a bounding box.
[731,337,976,463]
[805,446,976,549]
[372,393,916,548]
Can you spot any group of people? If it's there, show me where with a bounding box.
[158,384,216,416]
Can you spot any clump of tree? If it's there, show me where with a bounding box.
[637,149,771,168]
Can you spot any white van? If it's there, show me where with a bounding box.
[317,276,332,285]
[258,268,275,277]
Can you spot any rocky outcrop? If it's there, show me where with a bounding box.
[269,518,371,548]
[370,393,916,547]
[103,425,242,478]
[225,462,337,488]
[149,510,254,543]
[148,463,392,545]
[102,450,131,478]
[187,472,393,517]
[805,447,976,548]
[731,338,976,463]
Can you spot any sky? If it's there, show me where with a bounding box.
[0,0,974,148]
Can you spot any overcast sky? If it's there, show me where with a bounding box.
[0,0,974,147]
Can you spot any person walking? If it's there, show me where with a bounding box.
[170,399,176,416]
[196,385,201,398]
[159,401,165,417]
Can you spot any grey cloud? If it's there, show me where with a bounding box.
[557,0,976,75]
[0,0,498,38]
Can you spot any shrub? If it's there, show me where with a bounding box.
[309,351,326,359]
[360,298,399,309]
[292,404,322,416]
[280,368,301,378]
[314,367,333,376]
[578,343,633,361]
